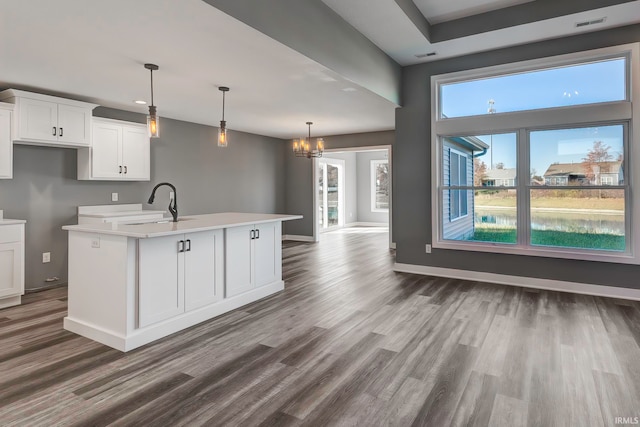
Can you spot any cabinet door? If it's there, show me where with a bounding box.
[225,225,254,298]
[91,122,122,178]
[0,109,12,179]
[17,98,57,142]
[185,230,222,311]
[138,235,185,328]
[0,242,22,298]
[121,126,149,180]
[57,104,91,146]
[254,222,279,287]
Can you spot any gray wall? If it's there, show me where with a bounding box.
[395,24,640,289]
[356,150,389,224]
[284,130,394,236]
[0,107,287,290]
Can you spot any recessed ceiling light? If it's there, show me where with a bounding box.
[134,100,147,105]
[342,87,357,92]
[415,52,437,58]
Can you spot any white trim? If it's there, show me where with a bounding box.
[282,234,315,242]
[393,263,640,301]
[348,222,388,227]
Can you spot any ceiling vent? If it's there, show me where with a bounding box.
[415,52,437,58]
[575,17,606,28]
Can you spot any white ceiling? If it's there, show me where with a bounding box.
[322,0,640,65]
[413,0,535,24]
[2,0,639,141]
[0,0,397,139]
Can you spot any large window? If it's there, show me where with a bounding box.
[432,44,640,264]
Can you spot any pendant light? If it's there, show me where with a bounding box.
[218,86,229,147]
[293,122,324,158]
[144,63,160,138]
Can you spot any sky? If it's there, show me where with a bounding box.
[441,57,626,177]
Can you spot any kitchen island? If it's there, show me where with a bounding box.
[62,212,302,351]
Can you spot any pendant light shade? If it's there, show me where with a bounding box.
[218,86,229,147]
[144,63,160,138]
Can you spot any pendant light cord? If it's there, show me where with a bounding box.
[222,90,225,121]
[150,69,154,107]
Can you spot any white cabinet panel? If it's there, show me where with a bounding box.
[138,235,185,328]
[0,107,12,179]
[121,126,149,179]
[91,122,121,178]
[254,222,277,287]
[225,225,254,298]
[185,230,222,311]
[18,98,57,142]
[0,241,21,299]
[57,103,91,145]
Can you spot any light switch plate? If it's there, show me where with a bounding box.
[42,252,51,263]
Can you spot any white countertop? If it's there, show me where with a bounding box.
[0,219,26,225]
[63,212,302,238]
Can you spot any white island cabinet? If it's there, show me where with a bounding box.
[0,217,26,308]
[62,213,301,351]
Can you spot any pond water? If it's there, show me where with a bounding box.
[475,207,625,235]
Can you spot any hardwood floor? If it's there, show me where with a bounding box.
[1,226,639,426]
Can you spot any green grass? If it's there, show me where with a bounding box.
[470,227,625,251]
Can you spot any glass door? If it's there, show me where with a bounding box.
[317,158,345,232]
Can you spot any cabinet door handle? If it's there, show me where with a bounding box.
[124,165,128,174]
[178,240,184,253]
[119,166,122,174]
[186,239,191,252]
[52,126,57,136]
[59,127,63,137]
[256,229,260,239]
[250,230,255,240]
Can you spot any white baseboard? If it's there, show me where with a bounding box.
[347,222,388,227]
[282,234,315,242]
[393,263,640,301]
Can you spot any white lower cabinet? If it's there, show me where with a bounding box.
[0,104,13,179]
[225,222,280,298]
[138,229,223,328]
[0,223,25,308]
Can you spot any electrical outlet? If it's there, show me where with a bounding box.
[91,238,100,248]
[111,192,119,202]
[42,252,51,263]
[425,244,432,254]
[169,191,175,201]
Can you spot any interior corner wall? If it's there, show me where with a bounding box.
[284,130,395,237]
[394,24,640,289]
[0,106,287,291]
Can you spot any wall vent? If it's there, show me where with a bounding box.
[575,17,606,27]
[415,52,437,58]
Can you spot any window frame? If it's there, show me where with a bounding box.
[370,159,389,213]
[431,43,640,264]
[446,147,470,221]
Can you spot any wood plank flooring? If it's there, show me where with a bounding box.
[1,226,639,426]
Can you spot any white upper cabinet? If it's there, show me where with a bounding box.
[0,89,97,148]
[77,117,150,181]
[0,103,13,179]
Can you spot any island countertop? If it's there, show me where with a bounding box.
[62,212,302,238]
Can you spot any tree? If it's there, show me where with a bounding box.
[474,158,487,187]
[582,140,612,183]
[495,162,505,169]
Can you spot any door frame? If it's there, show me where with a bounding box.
[312,145,393,249]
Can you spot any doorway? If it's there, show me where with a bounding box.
[317,158,345,232]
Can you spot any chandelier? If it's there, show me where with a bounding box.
[293,121,324,158]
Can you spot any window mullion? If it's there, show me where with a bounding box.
[518,128,530,248]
